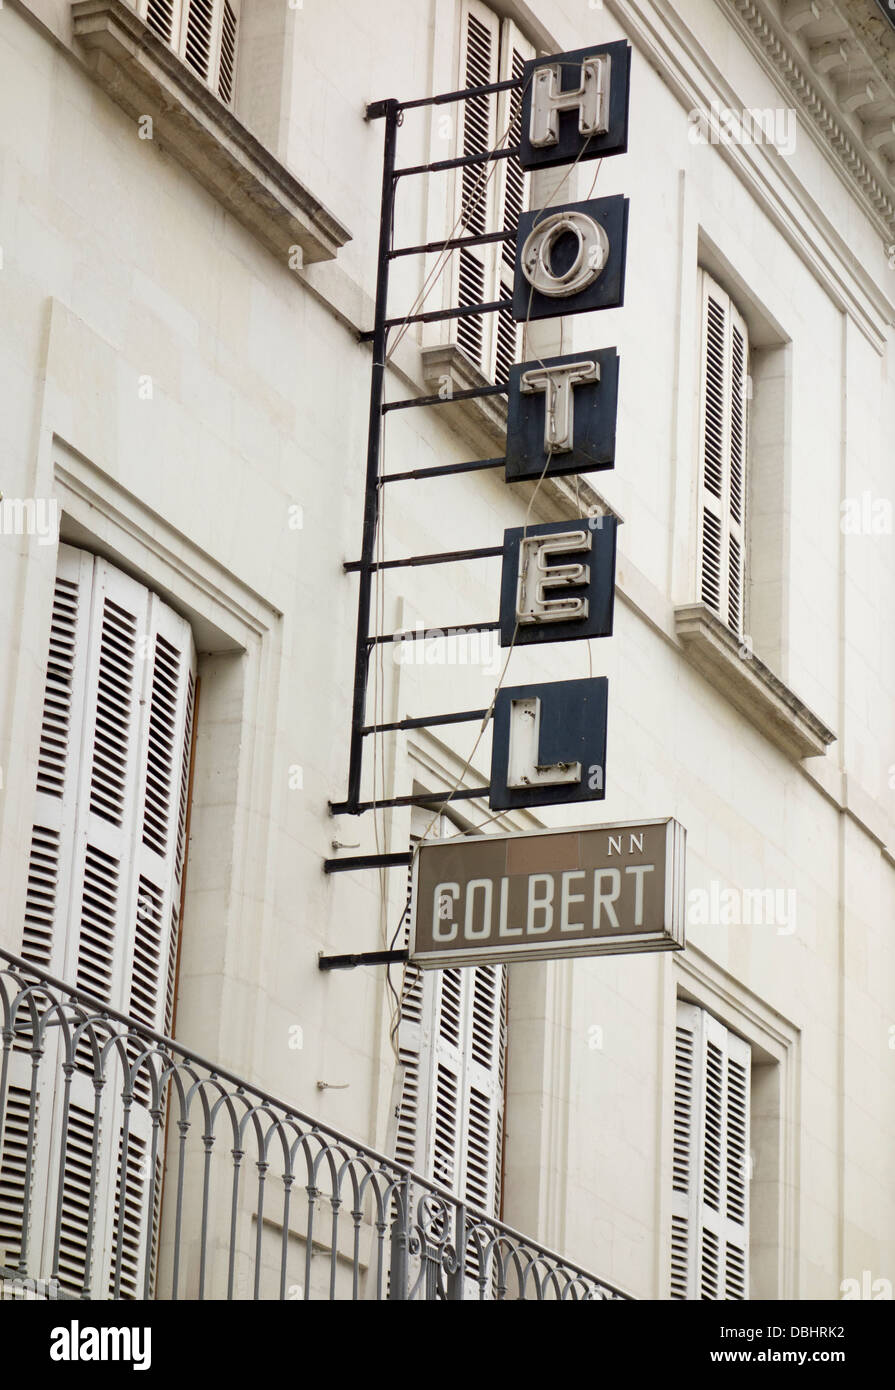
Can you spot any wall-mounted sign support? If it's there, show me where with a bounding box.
[332,46,634,839]
[318,948,410,970]
[333,84,535,822]
[325,44,688,969]
[340,96,400,821]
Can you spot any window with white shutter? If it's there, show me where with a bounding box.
[136,0,240,107]
[697,271,749,637]
[395,808,507,1226]
[453,2,534,382]
[2,544,197,1297]
[671,1000,751,1300]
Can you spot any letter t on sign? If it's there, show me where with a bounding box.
[506,348,620,482]
[521,359,599,454]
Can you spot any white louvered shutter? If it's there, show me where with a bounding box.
[140,0,184,49]
[215,0,239,105]
[138,0,239,106]
[462,961,506,1216]
[394,814,436,1174]
[697,273,749,636]
[492,21,535,384]
[7,545,197,1298]
[396,808,507,1229]
[453,0,501,377]
[671,1001,751,1300]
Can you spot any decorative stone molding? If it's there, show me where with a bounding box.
[674,602,836,759]
[725,0,895,241]
[71,0,350,265]
[419,343,509,452]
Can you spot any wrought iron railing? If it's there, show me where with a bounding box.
[0,948,630,1301]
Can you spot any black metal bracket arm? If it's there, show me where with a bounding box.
[343,545,502,574]
[318,949,410,971]
[330,785,489,816]
[323,851,413,874]
[338,93,521,818]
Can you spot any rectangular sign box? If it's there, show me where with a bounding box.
[410,817,686,968]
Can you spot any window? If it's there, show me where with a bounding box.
[395,808,507,1224]
[671,1000,751,1300]
[137,0,240,106]
[453,0,535,382]
[0,544,197,1297]
[697,270,750,636]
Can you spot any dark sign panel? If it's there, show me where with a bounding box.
[411,818,685,967]
[518,42,632,171]
[490,676,608,811]
[512,195,629,321]
[505,348,619,482]
[499,517,617,647]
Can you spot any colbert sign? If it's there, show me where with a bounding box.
[411,818,685,968]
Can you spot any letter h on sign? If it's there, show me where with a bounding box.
[518,41,632,170]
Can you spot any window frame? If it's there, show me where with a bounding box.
[394,805,508,1225]
[136,0,241,108]
[696,269,750,639]
[671,998,752,1300]
[4,543,198,1298]
[668,952,800,1301]
[448,0,536,383]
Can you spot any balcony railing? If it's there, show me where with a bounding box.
[0,947,631,1301]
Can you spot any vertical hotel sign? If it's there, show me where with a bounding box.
[492,42,628,812]
[326,39,685,963]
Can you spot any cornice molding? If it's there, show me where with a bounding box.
[725,0,895,241]
[607,0,895,347]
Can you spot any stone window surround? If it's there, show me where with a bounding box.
[71,0,351,267]
[668,944,801,1302]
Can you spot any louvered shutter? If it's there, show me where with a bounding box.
[215,0,239,105]
[671,1001,751,1300]
[141,0,184,49]
[396,809,506,1225]
[394,812,437,1174]
[453,0,501,377]
[492,21,535,384]
[462,962,506,1214]
[6,545,197,1297]
[697,273,749,636]
[137,0,239,107]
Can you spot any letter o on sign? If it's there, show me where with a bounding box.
[520,211,609,298]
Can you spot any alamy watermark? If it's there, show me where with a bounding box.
[0,496,59,546]
[687,880,797,935]
[1,1274,60,1300]
[392,627,502,675]
[688,102,797,158]
[840,1270,892,1300]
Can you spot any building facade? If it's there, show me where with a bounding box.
[1,0,894,1301]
